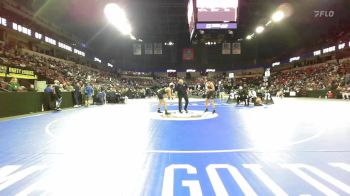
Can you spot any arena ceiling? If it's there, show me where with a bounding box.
[5,0,350,64]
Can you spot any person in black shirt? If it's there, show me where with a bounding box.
[175,79,189,113]
[73,81,81,107]
[53,80,62,111]
[237,86,249,106]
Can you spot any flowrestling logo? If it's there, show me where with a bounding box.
[314,10,335,18]
[162,163,350,195]
[2,162,349,195]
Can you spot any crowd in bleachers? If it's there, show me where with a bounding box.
[0,43,160,99]
[270,60,350,98]
[1,41,350,102]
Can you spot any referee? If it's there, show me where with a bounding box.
[175,79,189,113]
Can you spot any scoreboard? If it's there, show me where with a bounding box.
[197,0,238,22]
[188,0,238,40]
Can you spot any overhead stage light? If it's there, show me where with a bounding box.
[272,10,285,22]
[246,35,252,40]
[104,3,132,35]
[255,26,264,34]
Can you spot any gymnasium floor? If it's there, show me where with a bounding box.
[0,98,350,196]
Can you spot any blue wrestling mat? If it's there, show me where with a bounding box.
[0,98,350,195]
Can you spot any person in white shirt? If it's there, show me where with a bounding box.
[248,89,257,105]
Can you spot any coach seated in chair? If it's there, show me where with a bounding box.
[340,86,350,100]
[248,88,257,106]
[226,89,237,103]
[263,87,272,103]
[236,86,249,106]
[96,87,107,105]
[106,90,117,103]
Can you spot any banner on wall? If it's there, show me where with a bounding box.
[182,48,194,61]
[232,42,241,54]
[145,43,153,55]
[0,65,6,77]
[153,43,162,55]
[133,43,142,55]
[222,43,231,55]
[7,67,37,79]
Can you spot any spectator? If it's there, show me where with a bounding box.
[7,77,20,92]
[0,78,8,91]
[73,82,82,107]
[84,83,94,107]
[96,87,107,105]
[44,85,53,93]
[44,84,53,110]
[326,91,334,99]
[53,80,63,111]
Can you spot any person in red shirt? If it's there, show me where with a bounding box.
[326,91,334,99]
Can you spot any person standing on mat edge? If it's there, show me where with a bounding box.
[175,79,189,113]
[84,83,94,107]
[73,81,81,108]
[157,83,175,115]
[53,80,63,111]
[204,78,216,114]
